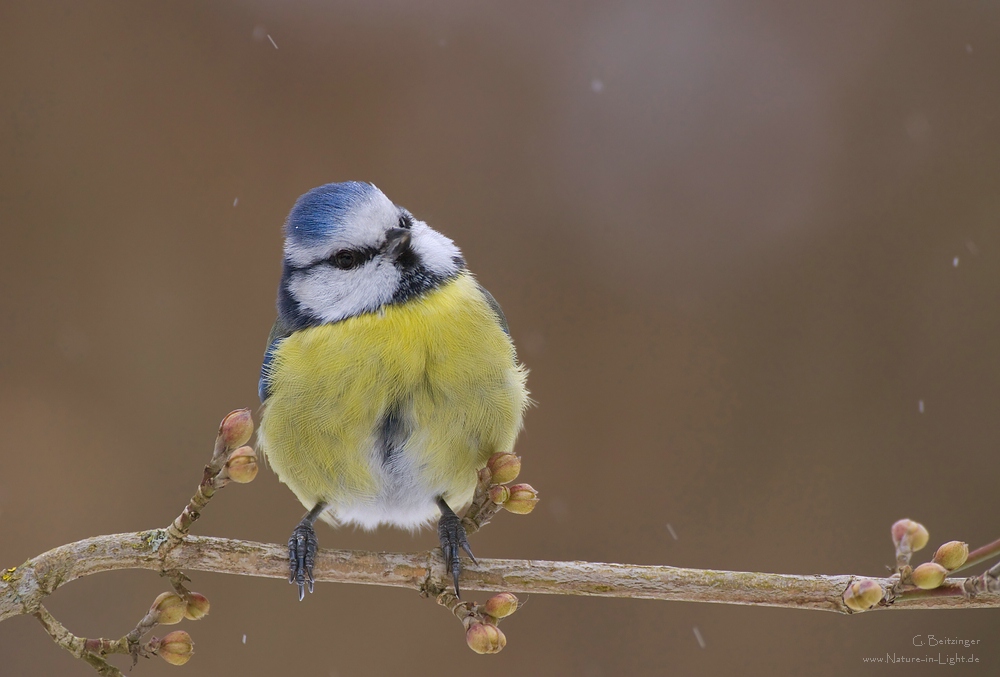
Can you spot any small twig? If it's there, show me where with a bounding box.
[963,560,1000,596]
[163,409,253,550]
[30,575,191,675]
[461,468,503,536]
[436,590,475,625]
[34,605,126,677]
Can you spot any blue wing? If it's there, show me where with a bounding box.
[259,318,291,403]
[477,284,510,336]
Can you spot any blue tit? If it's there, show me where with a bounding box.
[257,182,529,599]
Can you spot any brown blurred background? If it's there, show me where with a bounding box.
[2,1,999,675]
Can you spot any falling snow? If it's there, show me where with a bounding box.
[693,627,706,648]
[918,400,925,414]
[591,78,604,93]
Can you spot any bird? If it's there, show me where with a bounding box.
[256,182,529,600]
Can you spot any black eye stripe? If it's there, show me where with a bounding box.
[327,246,378,270]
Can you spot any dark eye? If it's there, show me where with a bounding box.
[398,213,412,229]
[331,250,359,269]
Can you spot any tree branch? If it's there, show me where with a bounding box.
[3,531,997,627]
[4,410,996,673]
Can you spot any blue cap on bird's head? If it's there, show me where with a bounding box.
[284,181,381,245]
[276,181,465,329]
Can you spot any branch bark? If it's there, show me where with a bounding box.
[3,530,998,626]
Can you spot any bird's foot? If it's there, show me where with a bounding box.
[288,516,319,601]
[437,498,477,597]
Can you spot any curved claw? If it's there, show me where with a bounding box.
[437,498,476,597]
[288,511,321,601]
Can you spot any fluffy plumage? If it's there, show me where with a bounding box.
[257,182,528,532]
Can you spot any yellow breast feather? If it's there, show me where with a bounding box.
[258,271,528,528]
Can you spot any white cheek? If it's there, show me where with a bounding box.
[289,262,400,323]
[409,221,462,277]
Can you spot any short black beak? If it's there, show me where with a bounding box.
[384,228,412,262]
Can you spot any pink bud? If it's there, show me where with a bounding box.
[911,562,948,590]
[503,483,539,515]
[482,592,518,619]
[150,592,186,626]
[891,519,929,552]
[842,579,882,612]
[183,592,211,621]
[932,541,969,571]
[486,453,521,485]
[225,446,258,483]
[465,621,506,654]
[220,409,254,449]
[156,630,194,665]
[488,485,510,504]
